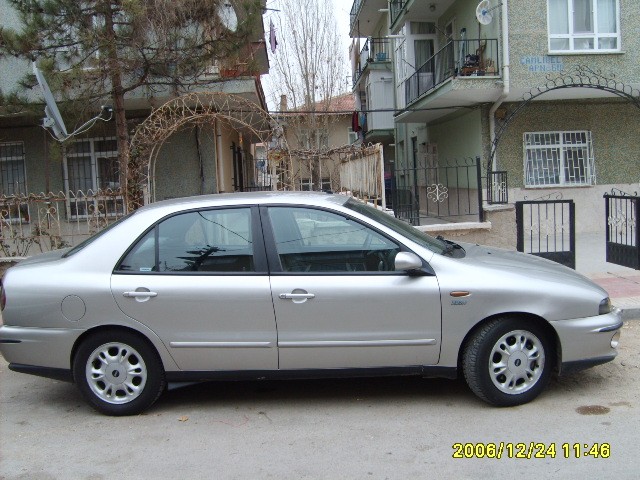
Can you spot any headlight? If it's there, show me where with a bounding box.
[599,297,612,315]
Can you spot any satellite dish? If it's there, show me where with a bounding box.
[32,61,113,142]
[32,62,69,141]
[218,3,238,32]
[476,0,494,25]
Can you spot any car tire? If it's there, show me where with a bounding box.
[73,330,166,416]
[462,317,553,406]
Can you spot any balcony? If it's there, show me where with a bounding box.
[349,0,388,37]
[389,1,456,33]
[404,38,499,106]
[352,37,391,88]
[394,38,501,125]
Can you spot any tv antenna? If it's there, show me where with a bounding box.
[32,62,112,142]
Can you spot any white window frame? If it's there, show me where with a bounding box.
[524,131,596,188]
[547,0,621,53]
[64,137,123,219]
[300,177,331,192]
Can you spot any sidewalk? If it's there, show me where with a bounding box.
[575,232,640,320]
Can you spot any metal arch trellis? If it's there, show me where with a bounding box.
[487,65,640,189]
[128,92,286,211]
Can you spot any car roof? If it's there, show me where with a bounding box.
[140,191,350,213]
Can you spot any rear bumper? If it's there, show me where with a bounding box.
[550,309,623,374]
[8,363,73,382]
[0,325,83,370]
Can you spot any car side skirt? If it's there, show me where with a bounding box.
[8,363,459,385]
[165,366,458,383]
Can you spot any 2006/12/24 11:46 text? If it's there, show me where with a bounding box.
[452,442,610,459]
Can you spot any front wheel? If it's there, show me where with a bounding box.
[462,317,553,406]
[73,331,166,416]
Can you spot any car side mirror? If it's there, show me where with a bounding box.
[394,252,423,272]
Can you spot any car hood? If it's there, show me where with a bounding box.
[456,243,607,295]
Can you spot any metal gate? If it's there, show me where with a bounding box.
[516,199,576,269]
[604,191,639,270]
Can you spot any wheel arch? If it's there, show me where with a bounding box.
[456,312,561,375]
[70,324,177,375]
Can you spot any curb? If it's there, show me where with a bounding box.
[622,308,640,321]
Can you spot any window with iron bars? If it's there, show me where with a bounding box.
[0,142,27,196]
[524,131,596,187]
[0,142,29,222]
[64,137,124,218]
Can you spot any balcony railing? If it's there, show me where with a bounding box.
[404,38,499,106]
[353,37,391,87]
[390,0,405,26]
[349,0,364,32]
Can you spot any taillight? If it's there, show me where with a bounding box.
[0,277,5,311]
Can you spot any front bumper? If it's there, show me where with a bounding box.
[0,325,84,370]
[550,309,623,374]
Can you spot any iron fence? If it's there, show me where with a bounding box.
[0,190,125,258]
[487,170,509,204]
[390,157,483,225]
[604,190,639,270]
[516,197,576,269]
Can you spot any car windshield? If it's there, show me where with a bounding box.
[344,198,451,255]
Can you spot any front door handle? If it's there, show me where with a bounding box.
[279,293,315,300]
[123,291,158,298]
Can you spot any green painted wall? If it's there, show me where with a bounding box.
[497,99,640,188]
[429,109,482,161]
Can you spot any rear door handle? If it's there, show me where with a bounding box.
[279,293,315,300]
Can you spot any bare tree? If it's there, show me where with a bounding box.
[267,0,348,190]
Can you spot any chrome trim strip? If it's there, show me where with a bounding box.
[278,339,437,348]
[169,341,274,348]
[596,321,624,333]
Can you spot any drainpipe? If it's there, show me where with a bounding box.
[215,121,226,193]
[489,0,510,172]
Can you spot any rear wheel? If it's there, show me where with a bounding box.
[462,317,553,406]
[73,331,166,416]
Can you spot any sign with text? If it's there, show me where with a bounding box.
[520,56,564,72]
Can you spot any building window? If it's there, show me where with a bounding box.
[548,0,620,52]
[299,129,329,150]
[300,178,331,191]
[524,131,596,187]
[0,142,28,222]
[0,142,27,196]
[64,137,124,218]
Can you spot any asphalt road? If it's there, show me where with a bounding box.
[1,320,639,480]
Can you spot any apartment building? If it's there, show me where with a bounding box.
[350,0,639,244]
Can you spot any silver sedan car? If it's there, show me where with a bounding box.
[0,192,623,415]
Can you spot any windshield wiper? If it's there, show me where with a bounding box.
[437,235,463,256]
